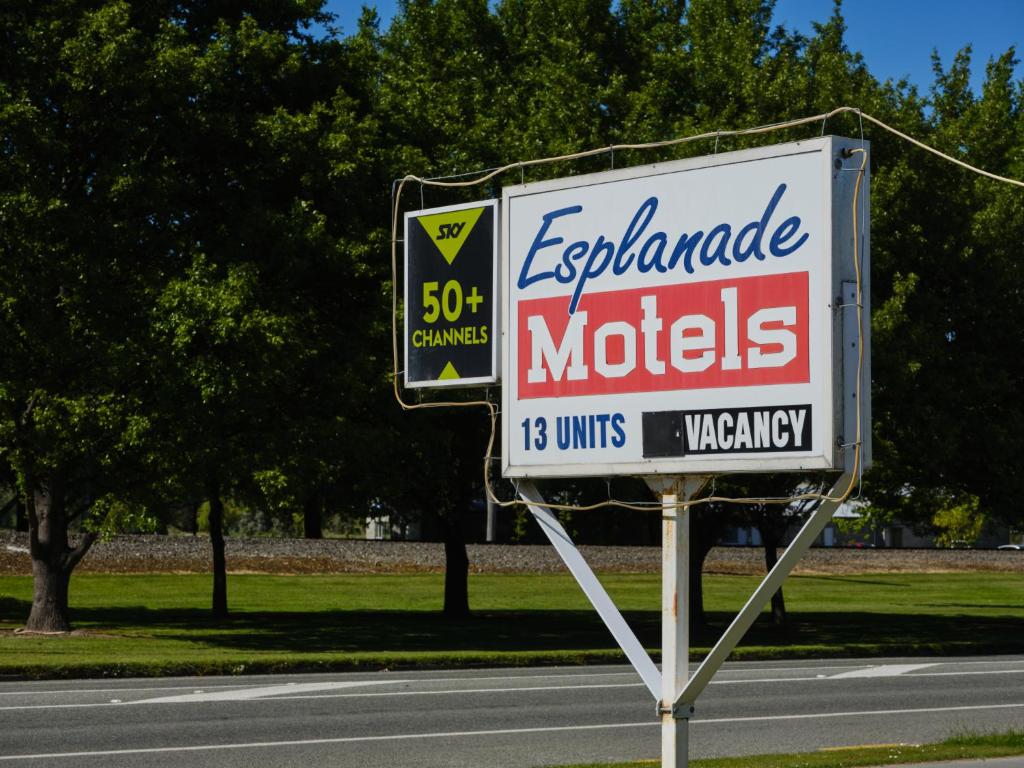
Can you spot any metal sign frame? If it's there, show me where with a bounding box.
[501,136,870,478]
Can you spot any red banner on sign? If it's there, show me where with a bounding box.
[517,272,809,399]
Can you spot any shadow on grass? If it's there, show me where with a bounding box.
[918,603,1024,610]
[0,596,26,627]
[4,595,1022,655]
[792,575,909,587]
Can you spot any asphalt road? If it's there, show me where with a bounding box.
[1,656,1023,767]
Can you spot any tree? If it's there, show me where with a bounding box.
[932,494,986,548]
[497,0,618,168]
[379,0,503,178]
[373,0,510,615]
[716,473,830,627]
[353,401,491,617]
[865,45,1024,535]
[1,0,197,631]
[0,0,373,628]
[144,3,382,618]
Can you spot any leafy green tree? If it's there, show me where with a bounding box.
[0,0,381,628]
[715,474,830,626]
[1,0,194,631]
[374,0,509,614]
[143,4,383,618]
[865,46,1024,536]
[932,494,986,548]
[612,0,690,148]
[379,0,503,178]
[496,0,618,169]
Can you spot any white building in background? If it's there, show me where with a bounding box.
[364,514,422,541]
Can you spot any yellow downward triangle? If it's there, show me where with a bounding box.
[416,206,486,265]
[438,361,460,380]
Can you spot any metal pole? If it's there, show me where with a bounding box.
[486,496,497,543]
[662,482,687,768]
[647,476,709,768]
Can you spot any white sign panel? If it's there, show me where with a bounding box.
[501,137,870,478]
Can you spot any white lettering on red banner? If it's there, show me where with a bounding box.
[518,272,808,399]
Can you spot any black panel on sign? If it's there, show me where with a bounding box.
[679,404,812,454]
[405,203,494,385]
[642,411,685,458]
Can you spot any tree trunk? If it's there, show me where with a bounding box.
[443,509,470,618]
[688,508,724,630]
[688,536,714,630]
[27,547,72,632]
[24,475,97,633]
[207,482,228,620]
[302,489,323,539]
[760,526,787,626]
[13,496,28,533]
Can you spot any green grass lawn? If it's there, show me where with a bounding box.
[1,572,1022,677]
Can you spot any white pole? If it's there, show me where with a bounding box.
[648,476,708,768]
[661,482,687,768]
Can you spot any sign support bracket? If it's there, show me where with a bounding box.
[517,480,661,700]
[673,470,853,713]
[518,471,852,768]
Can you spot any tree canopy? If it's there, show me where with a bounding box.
[2,0,1023,630]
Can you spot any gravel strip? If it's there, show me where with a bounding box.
[2,530,1022,576]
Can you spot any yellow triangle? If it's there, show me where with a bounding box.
[438,361,460,380]
[416,206,486,265]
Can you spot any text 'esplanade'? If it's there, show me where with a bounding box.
[517,183,809,314]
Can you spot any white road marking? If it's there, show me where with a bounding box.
[270,682,643,702]
[0,684,253,697]
[3,667,1024,711]
[137,680,406,704]
[872,669,1024,679]
[698,701,1024,724]
[3,659,1022,698]
[714,668,1024,686]
[0,721,650,761]
[721,658,1024,673]
[268,669,1024,701]
[0,682,645,711]
[1,702,1022,761]
[830,664,937,679]
[0,702,133,712]
[0,671,635,698]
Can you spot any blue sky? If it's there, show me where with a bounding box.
[324,0,1022,95]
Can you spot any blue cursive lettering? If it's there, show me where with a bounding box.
[519,183,807,314]
[518,205,583,289]
[769,215,808,256]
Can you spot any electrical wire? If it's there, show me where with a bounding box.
[390,107,1024,513]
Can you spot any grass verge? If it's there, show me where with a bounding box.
[1,572,1022,678]
[562,730,1024,768]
